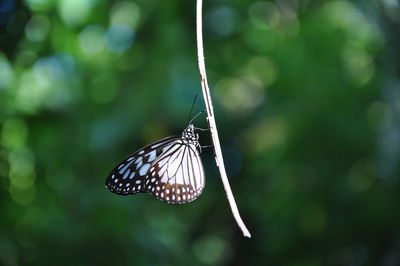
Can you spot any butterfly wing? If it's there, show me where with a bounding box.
[105,136,179,195]
[145,140,205,204]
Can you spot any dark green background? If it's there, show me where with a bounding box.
[1,0,399,265]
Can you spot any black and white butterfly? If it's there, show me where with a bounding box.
[105,123,205,204]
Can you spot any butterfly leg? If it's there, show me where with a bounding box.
[195,127,210,131]
[201,145,213,149]
[198,144,213,153]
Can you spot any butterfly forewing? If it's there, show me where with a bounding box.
[105,136,178,195]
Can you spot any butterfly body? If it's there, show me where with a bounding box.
[105,124,205,204]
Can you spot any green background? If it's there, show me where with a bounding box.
[1,0,399,265]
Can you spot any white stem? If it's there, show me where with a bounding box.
[196,0,251,238]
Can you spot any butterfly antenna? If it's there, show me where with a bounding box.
[189,110,204,124]
[187,94,198,124]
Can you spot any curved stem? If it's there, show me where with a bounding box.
[196,0,251,238]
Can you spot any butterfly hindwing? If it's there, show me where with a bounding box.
[145,140,205,204]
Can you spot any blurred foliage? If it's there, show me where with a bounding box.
[1,0,400,265]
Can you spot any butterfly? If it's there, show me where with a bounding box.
[105,123,205,204]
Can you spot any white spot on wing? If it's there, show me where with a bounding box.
[147,150,157,162]
[139,164,150,175]
[129,172,135,179]
[119,161,133,174]
[123,169,130,179]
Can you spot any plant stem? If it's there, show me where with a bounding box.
[195,0,251,238]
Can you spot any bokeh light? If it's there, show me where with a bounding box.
[25,15,50,42]
[193,235,232,265]
[215,76,265,114]
[57,0,95,26]
[79,24,106,55]
[206,6,236,37]
[242,116,287,159]
[105,24,135,54]
[1,118,28,149]
[110,1,140,30]
[341,42,375,86]
[8,147,36,206]
[0,53,14,89]
[249,1,281,29]
[25,0,53,12]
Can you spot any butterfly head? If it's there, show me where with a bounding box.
[182,124,199,145]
